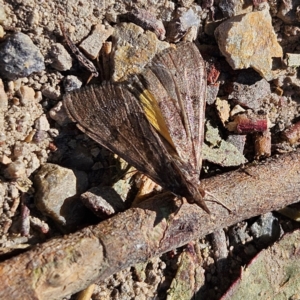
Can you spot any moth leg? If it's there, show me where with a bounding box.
[158,197,184,247]
[204,191,233,213]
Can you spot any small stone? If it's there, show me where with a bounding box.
[206,83,219,105]
[0,32,45,80]
[286,53,300,67]
[204,122,247,166]
[254,130,271,159]
[0,155,12,165]
[18,86,35,106]
[34,163,88,226]
[203,140,247,166]
[228,71,271,111]
[5,160,26,179]
[0,4,7,23]
[79,24,114,60]
[227,134,246,154]
[250,212,281,245]
[49,43,73,71]
[219,0,252,18]
[0,78,8,111]
[34,114,50,131]
[63,75,82,92]
[215,97,230,124]
[42,85,61,100]
[111,23,169,82]
[229,222,250,245]
[167,7,201,42]
[80,183,129,218]
[122,7,166,40]
[215,9,283,80]
[0,25,5,38]
[49,101,70,126]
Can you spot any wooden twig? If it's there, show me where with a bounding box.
[0,150,300,299]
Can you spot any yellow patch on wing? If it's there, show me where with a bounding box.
[139,89,175,149]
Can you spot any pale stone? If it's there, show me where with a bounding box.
[34,114,50,131]
[18,86,35,106]
[215,9,283,80]
[286,53,300,67]
[79,24,114,60]
[111,23,169,82]
[34,163,88,226]
[0,78,7,110]
[0,155,12,165]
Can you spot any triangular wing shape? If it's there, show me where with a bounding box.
[64,43,209,213]
[135,42,206,174]
[65,83,187,195]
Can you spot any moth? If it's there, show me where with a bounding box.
[64,42,210,213]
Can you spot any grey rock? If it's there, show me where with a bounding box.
[63,75,82,92]
[167,7,201,42]
[228,71,271,111]
[229,221,251,245]
[0,32,45,80]
[34,163,88,227]
[41,85,61,100]
[49,43,73,71]
[219,0,252,18]
[250,212,281,245]
[206,83,219,105]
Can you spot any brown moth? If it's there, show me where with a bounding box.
[64,42,209,213]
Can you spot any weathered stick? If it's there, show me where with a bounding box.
[1,150,300,300]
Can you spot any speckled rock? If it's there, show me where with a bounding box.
[49,43,73,71]
[167,6,202,42]
[79,24,114,59]
[34,163,88,226]
[250,212,281,245]
[63,75,82,92]
[215,9,283,80]
[219,0,252,18]
[111,22,169,82]
[228,71,271,111]
[0,32,45,80]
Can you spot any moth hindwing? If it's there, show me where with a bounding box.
[64,42,209,213]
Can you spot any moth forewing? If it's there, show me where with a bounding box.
[64,42,210,214]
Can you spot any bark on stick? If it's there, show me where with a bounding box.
[0,150,300,300]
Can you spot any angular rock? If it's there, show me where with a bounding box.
[228,71,271,111]
[79,24,114,60]
[286,53,300,67]
[215,10,283,80]
[206,83,219,105]
[0,32,45,80]
[34,163,88,226]
[218,0,252,18]
[166,7,201,42]
[121,7,166,40]
[49,43,73,71]
[18,86,35,106]
[111,22,169,82]
[63,75,82,92]
[250,212,281,245]
[81,180,130,218]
